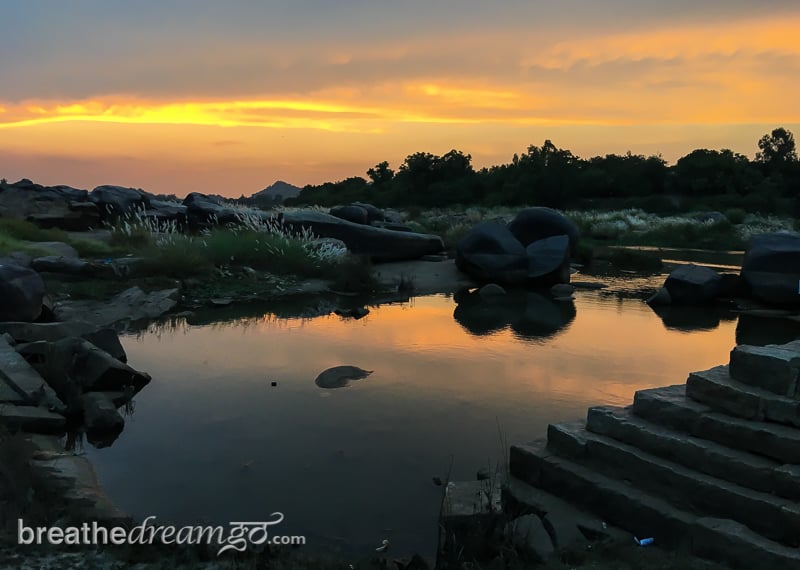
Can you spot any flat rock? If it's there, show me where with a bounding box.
[505,514,555,562]
[0,403,65,433]
[0,337,62,409]
[729,343,800,397]
[54,287,179,327]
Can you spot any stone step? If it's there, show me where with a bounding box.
[510,441,800,569]
[0,403,66,434]
[545,420,800,546]
[730,343,800,398]
[510,439,697,548]
[586,405,800,500]
[633,384,800,464]
[687,365,800,427]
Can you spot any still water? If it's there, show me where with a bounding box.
[83,272,794,559]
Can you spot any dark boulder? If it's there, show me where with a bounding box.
[741,232,800,307]
[352,202,385,223]
[330,205,369,225]
[90,185,150,218]
[663,264,722,305]
[0,264,45,322]
[0,180,96,230]
[507,207,580,251]
[281,211,444,261]
[526,235,571,284]
[28,200,102,231]
[31,256,92,277]
[455,222,570,286]
[145,200,188,226]
[81,392,124,439]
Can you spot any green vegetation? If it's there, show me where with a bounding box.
[284,128,800,216]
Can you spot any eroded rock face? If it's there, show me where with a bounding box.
[741,232,800,307]
[664,264,723,305]
[0,264,45,322]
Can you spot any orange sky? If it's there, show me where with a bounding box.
[1,3,799,197]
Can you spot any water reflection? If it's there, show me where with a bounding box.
[453,290,576,341]
[650,304,738,333]
[736,314,800,346]
[315,365,374,389]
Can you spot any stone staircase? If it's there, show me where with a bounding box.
[509,340,800,569]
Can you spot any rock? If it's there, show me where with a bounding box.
[352,202,385,223]
[505,514,555,562]
[526,235,571,283]
[90,185,150,218]
[741,232,800,307]
[0,252,33,268]
[18,337,149,407]
[54,287,179,327]
[281,211,444,261]
[719,272,749,298]
[334,307,370,319]
[370,221,413,232]
[0,337,63,409]
[209,298,233,306]
[32,242,79,258]
[542,511,588,552]
[646,286,672,306]
[183,192,239,227]
[0,404,65,434]
[0,321,98,344]
[664,264,722,305]
[80,392,124,436]
[507,207,580,252]
[0,264,45,322]
[550,283,575,297]
[314,365,373,389]
[144,199,187,226]
[455,222,527,285]
[81,329,127,363]
[27,202,102,232]
[31,256,91,276]
[478,283,506,298]
[420,254,448,262]
[329,205,369,225]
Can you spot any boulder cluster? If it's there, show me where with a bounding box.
[455,207,580,287]
[648,232,800,308]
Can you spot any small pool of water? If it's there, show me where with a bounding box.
[82,271,789,559]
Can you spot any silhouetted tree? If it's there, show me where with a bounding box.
[756,128,798,165]
[367,161,394,186]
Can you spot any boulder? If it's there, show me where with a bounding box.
[383,209,404,224]
[0,264,45,322]
[370,221,413,232]
[504,514,555,562]
[741,232,800,307]
[507,207,580,251]
[646,286,672,307]
[314,365,373,389]
[0,321,98,343]
[90,185,150,218]
[663,264,722,305]
[526,235,571,284]
[550,283,575,298]
[281,211,444,261]
[329,205,369,225]
[455,222,527,285]
[27,201,101,231]
[31,256,91,276]
[456,222,570,286]
[478,283,506,299]
[53,287,179,327]
[145,200,188,226]
[352,202,385,223]
[80,392,124,436]
[0,180,90,226]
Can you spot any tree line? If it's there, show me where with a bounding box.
[283,128,800,214]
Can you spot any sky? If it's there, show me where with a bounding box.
[1,0,799,197]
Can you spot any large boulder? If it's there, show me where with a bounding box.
[0,264,45,322]
[329,205,369,225]
[27,202,102,231]
[507,207,580,251]
[455,222,570,286]
[741,232,800,307]
[0,179,96,230]
[280,211,444,261]
[663,264,722,305]
[352,202,385,223]
[145,200,188,226]
[90,185,150,218]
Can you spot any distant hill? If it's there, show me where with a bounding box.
[250,180,302,205]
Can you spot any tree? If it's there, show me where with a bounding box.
[367,161,394,186]
[756,128,798,165]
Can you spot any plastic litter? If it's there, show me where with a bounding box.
[635,536,654,546]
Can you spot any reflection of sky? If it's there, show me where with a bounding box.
[85,291,739,557]
[2,1,799,193]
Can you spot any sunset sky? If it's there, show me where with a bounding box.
[2,0,799,197]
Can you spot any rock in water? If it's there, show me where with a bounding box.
[664,264,722,305]
[741,232,800,307]
[507,207,580,251]
[315,366,374,389]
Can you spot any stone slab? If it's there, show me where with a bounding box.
[0,337,62,409]
[0,403,66,433]
[730,344,800,397]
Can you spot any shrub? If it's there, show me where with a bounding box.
[0,218,68,242]
[724,208,747,225]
